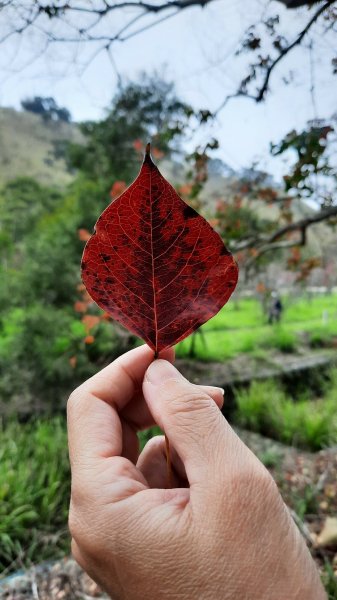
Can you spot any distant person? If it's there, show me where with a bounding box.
[67,345,326,599]
[269,291,283,324]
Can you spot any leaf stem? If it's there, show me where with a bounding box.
[153,349,172,488]
[165,434,172,489]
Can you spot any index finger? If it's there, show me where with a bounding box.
[67,344,174,470]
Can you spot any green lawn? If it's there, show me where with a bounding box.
[176,293,337,361]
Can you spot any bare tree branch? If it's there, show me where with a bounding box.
[255,0,335,102]
[278,0,322,7]
[0,0,335,99]
[215,0,335,113]
[234,204,337,268]
[267,204,337,244]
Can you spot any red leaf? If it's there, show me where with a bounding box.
[81,144,238,353]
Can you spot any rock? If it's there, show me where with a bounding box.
[317,517,337,548]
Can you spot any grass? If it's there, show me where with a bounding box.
[234,372,337,451]
[176,293,337,360]
[309,326,337,348]
[288,484,319,521]
[0,416,163,575]
[322,561,337,600]
[177,325,298,360]
[0,417,70,574]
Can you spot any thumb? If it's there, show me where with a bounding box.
[143,359,236,487]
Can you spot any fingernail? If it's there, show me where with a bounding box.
[145,359,184,386]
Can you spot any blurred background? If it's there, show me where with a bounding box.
[0,0,336,597]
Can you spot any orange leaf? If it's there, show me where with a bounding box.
[74,301,86,313]
[82,314,100,333]
[78,229,91,242]
[133,139,144,152]
[207,218,219,228]
[178,184,193,197]
[152,147,164,160]
[69,356,77,368]
[84,335,95,344]
[256,282,266,294]
[110,180,127,199]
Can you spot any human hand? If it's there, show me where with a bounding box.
[67,345,326,600]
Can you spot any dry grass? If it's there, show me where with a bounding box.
[0,108,83,187]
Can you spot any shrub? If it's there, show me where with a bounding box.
[309,327,333,348]
[262,327,297,353]
[235,379,337,451]
[280,398,334,451]
[235,381,285,439]
[0,304,129,414]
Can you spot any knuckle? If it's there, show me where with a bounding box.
[228,462,277,512]
[165,382,213,417]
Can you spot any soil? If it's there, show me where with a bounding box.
[1,428,336,599]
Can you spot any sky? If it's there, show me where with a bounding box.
[0,0,335,182]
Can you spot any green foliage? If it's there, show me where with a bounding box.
[271,123,334,198]
[0,76,201,413]
[309,326,335,348]
[21,96,71,123]
[138,426,162,450]
[0,177,63,247]
[0,176,134,411]
[261,327,297,353]
[235,379,337,451]
[258,448,283,469]
[289,484,319,521]
[216,201,271,243]
[321,561,337,600]
[0,303,126,411]
[68,73,192,182]
[0,417,70,571]
[235,381,284,437]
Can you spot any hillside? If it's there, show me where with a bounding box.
[0,107,84,187]
[0,106,333,259]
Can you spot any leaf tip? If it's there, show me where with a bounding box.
[145,142,151,156]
